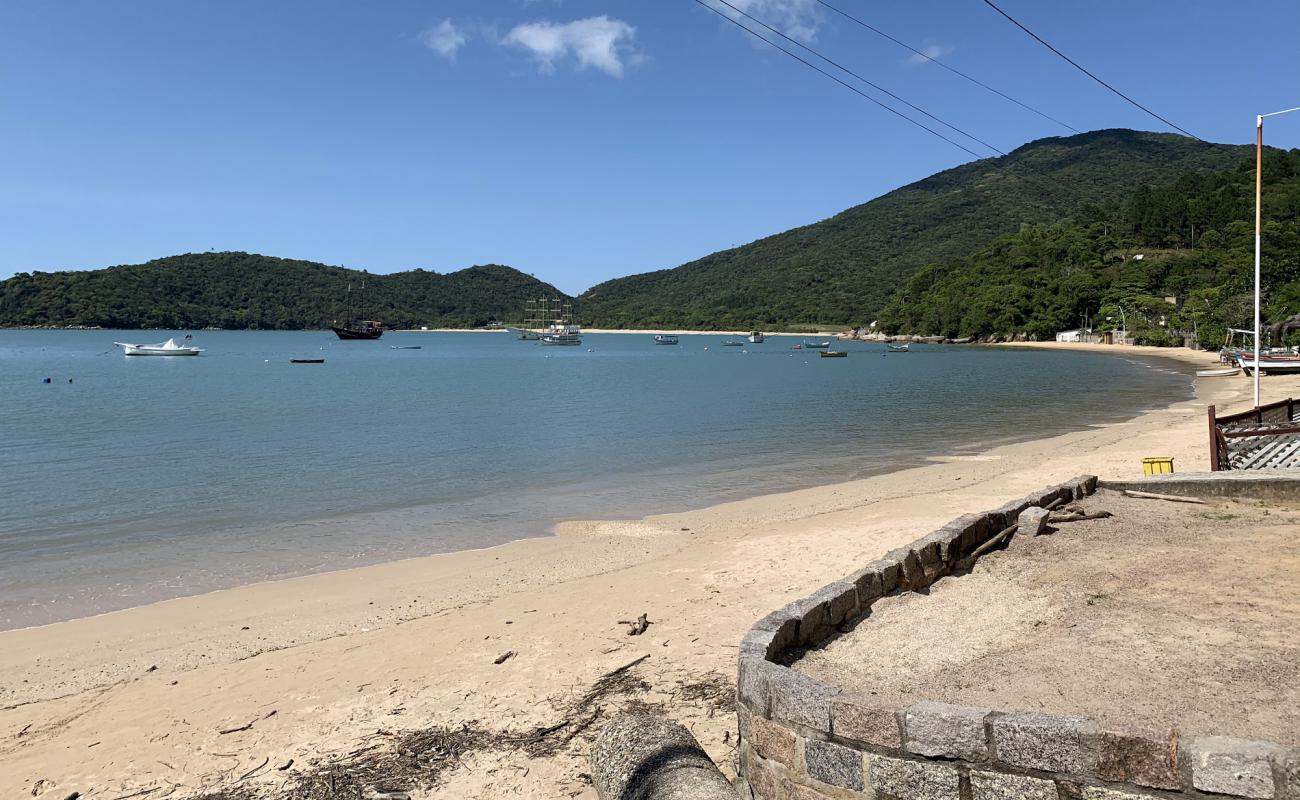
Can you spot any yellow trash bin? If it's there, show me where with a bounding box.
[1142,457,1174,475]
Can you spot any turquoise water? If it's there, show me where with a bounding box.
[0,330,1190,628]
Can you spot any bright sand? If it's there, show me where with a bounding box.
[2,343,1293,799]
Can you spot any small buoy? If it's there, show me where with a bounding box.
[587,348,594,352]
[703,346,709,351]
[43,377,51,383]
[264,359,270,363]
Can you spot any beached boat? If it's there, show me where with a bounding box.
[653,334,679,345]
[820,351,847,358]
[748,331,765,343]
[886,343,910,352]
[115,337,203,356]
[803,340,831,349]
[1232,350,1300,375]
[1196,367,1241,378]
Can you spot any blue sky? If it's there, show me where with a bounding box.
[2,1,1298,294]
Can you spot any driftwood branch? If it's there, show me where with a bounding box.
[616,614,649,636]
[1123,490,1208,504]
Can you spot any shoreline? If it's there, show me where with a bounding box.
[0,342,1197,633]
[5,343,1286,800]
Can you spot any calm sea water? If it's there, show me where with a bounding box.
[0,330,1190,629]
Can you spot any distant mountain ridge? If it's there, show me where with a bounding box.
[577,130,1253,329]
[0,252,570,330]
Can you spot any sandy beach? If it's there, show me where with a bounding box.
[2,342,1294,800]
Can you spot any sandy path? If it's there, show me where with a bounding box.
[1,343,1290,799]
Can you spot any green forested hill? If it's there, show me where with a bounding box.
[0,252,570,329]
[578,130,1253,329]
[876,147,1300,346]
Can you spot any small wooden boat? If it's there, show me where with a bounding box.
[115,337,203,356]
[886,343,910,352]
[1196,367,1240,378]
[1232,349,1300,375]
[803,340,831,349]
[290,358,325,364]
[791,344,803,350]
[653,334,679,345]
[820,351,847,358]
[391,345,422,350]
[721,340,745,347]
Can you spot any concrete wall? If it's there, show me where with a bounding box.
[735,475,1300,800]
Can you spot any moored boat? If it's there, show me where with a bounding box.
[290,358,325,364]
[115,337,203,356]
[748,331,765,343]
[803,340,831,349]
[721,340,745,347]
[332,320,384,340]
[820,350,847,358]
[653,334,679,345]
[886,343,910,352]
[1232,349,1300,375]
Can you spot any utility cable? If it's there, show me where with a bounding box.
[978,0,1203,141]
[812,0,1078,133]
[692,0,986,159]
[709,0,1004,156]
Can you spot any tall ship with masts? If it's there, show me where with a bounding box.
[506,298,582,346]
[331,280,384,340]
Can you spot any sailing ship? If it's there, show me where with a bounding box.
[331,281,384,340]
[507,298,583,346]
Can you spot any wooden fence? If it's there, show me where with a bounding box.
[1208,398,1300,470]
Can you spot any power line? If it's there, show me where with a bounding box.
[978,0,1203,141]
[692,0,1068,214]
[811,0,1079,133]
[691,0,986,159]
[709,0,1004,155]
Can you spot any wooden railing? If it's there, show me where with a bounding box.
[1208,398,1300,470]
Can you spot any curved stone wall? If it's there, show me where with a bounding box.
[735,475,1300,800]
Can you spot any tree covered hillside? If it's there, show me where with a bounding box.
[579,130,1252,329]
[877,148,1300,346]
[0,252,570,329]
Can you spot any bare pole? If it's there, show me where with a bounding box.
[1254,114,1263,408]
[1253,105,1300,407]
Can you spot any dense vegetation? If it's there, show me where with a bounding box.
[876,148,1300,347]
[578,130,1253,329]
[0,252,570,330]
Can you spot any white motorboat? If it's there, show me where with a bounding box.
[115,337,203,356]
[653,334,679,345]
[748,331,765,343]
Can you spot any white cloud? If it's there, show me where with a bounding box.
[503,15,639,77]
[906,42,953,65]
[421,19,468,61]
[707,0,824,43]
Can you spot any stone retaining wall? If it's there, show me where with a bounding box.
[735,475,1300,800]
